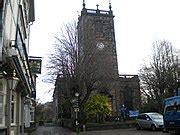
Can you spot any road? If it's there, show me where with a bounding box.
[80,128,170,135]
[31,126,172,135]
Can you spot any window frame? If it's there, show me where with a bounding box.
[30,107,35,122]
[11,91,17,125]
[0,79,6,126]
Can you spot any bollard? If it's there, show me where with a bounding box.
[83,124,86,132]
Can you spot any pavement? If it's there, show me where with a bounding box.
[31,126,76,135]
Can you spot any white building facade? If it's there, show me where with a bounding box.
[0,0,36,135]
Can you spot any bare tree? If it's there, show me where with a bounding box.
[139,40,178,112]
[46,21,78,83]
[46,21,110,120]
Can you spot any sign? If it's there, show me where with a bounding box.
[74,108,79,112]
[73,102,79,108]
[71,98,78,103]
[29,57,42,74]
[129,110,139,117]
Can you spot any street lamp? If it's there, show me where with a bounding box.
[75,92,79,98]
[74,92,79,134]
[7,70,19,90]
[176,56,180,96]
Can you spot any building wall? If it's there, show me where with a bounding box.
[0,0,36,135]
[116,75,141,115]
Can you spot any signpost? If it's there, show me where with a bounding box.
[74,92,79,135]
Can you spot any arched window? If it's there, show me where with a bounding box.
[123,86,133,110]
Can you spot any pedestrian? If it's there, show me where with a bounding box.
[121,105,127,122]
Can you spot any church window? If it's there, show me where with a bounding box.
[123,87,133,110]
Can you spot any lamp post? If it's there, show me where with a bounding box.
[74,92,79,134]
[176,56,180,96]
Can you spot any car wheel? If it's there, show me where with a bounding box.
[136,124,141,130]
[175,129,180,135]
[162,128,168,133]
[151,124,156,131]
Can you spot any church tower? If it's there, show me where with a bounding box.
[77,2,119,80]
[77,1,120,115]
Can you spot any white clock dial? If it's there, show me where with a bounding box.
[96,42,104,49]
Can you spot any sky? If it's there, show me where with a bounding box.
[29,0,180,103]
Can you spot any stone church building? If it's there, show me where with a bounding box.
[53,2,141,122]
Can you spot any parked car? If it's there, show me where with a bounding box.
[136,112,164,131]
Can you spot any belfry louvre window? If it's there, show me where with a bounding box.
[95,20,103,33]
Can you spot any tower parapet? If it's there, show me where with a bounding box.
[81,1,113,16]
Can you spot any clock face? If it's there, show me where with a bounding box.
[96,42,104,50]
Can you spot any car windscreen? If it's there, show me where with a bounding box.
[164,97,180,108]
[164,97,180,113]
[149,114,163,120]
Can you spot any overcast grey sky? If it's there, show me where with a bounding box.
[29,0,180,103]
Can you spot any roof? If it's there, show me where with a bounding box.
[139,112,162,115]
[164,96,180,101]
